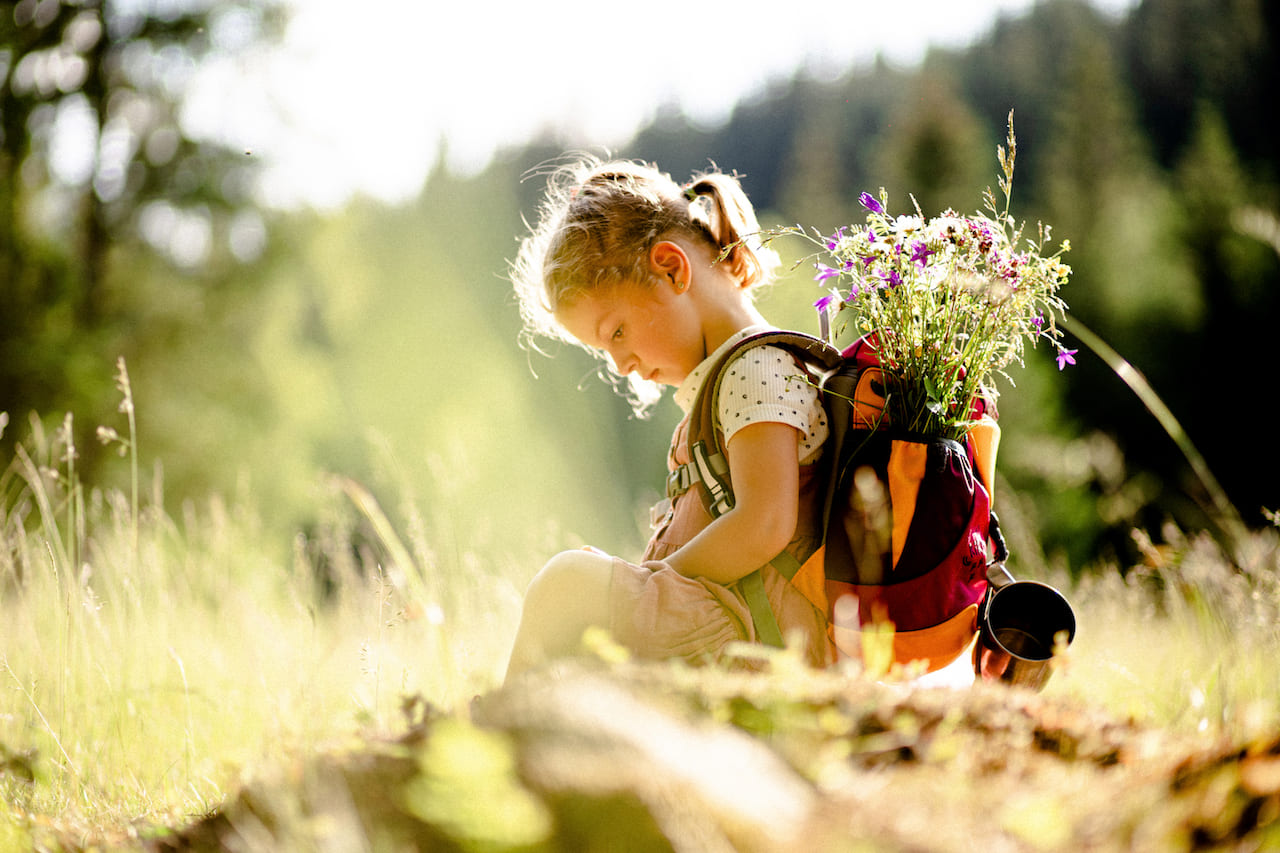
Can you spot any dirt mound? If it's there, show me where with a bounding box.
[157,658,1280,852]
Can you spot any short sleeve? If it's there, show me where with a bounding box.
[716,345,829,464]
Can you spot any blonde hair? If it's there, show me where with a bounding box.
[511,156,779,356]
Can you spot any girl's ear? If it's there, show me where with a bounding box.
[648,240,690,290]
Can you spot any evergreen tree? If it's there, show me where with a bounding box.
[1125,0,1278,168]
[867,69,989,220]
[1171,105,1280,524]
[1,0,282,484]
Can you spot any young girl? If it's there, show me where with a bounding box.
[505,158,833,679]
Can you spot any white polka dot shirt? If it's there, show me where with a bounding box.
[675,326,830,464]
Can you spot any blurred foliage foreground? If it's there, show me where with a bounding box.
[3,397,1280,851]
[163,656,1280,853]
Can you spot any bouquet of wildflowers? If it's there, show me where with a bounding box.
[797,114,1074,441]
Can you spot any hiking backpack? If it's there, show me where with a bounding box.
[679,330,1006,672]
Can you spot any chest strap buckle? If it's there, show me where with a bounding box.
[666,464,696,498]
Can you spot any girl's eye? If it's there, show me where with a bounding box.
[611,326,624,341]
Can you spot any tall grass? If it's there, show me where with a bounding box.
[0,400,526,840]
[1064,522,1280,735]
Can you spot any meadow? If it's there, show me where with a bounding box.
[0,393,526,848]
[1,377,1278,850]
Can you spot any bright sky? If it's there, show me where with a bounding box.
[189,0,1139,210]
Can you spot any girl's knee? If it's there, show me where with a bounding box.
[526,549,612,602]
[507,549,614,680]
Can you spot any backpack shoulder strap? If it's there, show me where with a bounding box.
[685,330,842,519]
[680,330,841,649]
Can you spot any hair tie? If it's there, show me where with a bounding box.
[682,184,697,202]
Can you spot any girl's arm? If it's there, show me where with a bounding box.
[663,420,801,585]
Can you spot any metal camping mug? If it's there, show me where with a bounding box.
[977,563,1076,691]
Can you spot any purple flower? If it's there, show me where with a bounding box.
[1055,348,1078,370]
[813,294,838,312]
[825,226,847,251]
[859,192,884,215]
[910,241,934,267]
[879,269,902,288]
[814,264,840,282]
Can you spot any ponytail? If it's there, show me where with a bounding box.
[684,173,780,288]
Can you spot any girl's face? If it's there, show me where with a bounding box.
[555,277,706,387]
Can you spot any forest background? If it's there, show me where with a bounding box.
[3,0,1278,590]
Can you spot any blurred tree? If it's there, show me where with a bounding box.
[947,0,1125,186]
[620,103,720,195]
[1170,105,1280,525]
[1035,12,1199,341]
[1124,0,1277,169]
[772,86,851,233]
[1020,4,1217,559]
[868,69,990,220]
[774,61,909,232]
[1,0,282,488]
[669,77,806,213]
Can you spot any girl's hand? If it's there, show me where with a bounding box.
[978,645,1012,680]
[665,421,801,585]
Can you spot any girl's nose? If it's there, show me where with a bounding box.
[608,348,637,377]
